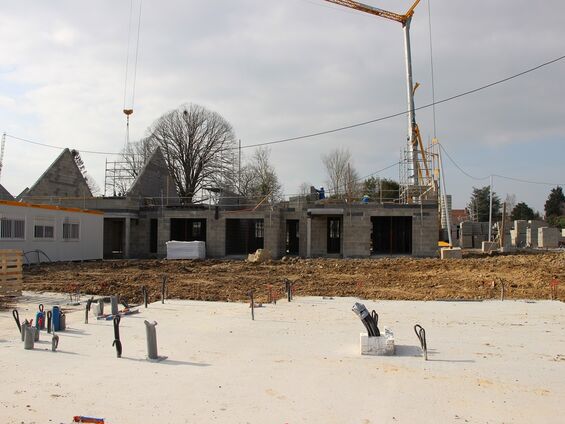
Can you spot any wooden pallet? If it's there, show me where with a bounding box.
[0,249,23,296]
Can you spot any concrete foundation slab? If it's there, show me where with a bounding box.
[2,293,564,423]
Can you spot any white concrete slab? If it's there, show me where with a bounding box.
[0,293,563,423]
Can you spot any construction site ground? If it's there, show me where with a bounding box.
[21,251,565,304]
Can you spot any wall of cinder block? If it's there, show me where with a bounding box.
[127,202,439,259]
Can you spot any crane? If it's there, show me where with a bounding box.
[322,0,430,191]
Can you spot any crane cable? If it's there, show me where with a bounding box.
[122,0,143,148]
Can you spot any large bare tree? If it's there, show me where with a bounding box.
[146,103,237,203]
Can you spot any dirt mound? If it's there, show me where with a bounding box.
[22,252,564,303]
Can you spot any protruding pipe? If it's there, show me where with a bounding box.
[24,326,35,350]
[21,319,30,342]
[144,320,159,360]
[51,333,59,352]
[110,295,119,316]
[60,313,66,331]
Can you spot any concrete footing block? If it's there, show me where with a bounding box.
[482,241,498,253]
[360,328,395,356]
[440,247,462,259]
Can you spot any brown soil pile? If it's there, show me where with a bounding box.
[22,252,564,303]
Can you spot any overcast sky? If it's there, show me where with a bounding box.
[1,0,564,212]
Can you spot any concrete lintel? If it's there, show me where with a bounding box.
[307,208,344,216]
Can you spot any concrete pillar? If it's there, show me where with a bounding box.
[124,217,131,259]
[306,215,312,258]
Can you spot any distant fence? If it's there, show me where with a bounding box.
[0,249,23,296]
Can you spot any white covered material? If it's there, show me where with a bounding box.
[166,240,206,259]
[360,327,395,356]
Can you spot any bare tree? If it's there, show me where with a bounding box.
[239,147,283,204]
[146,103,236,203]
[298,182,312,196]
[322,148,358,198]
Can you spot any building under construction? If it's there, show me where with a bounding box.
[16,147,438,260]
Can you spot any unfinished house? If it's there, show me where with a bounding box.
[20,147,439,259]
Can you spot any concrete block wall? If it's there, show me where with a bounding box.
[130,215,150,258]
[343,211,371,258]
[309,216,330,257]
[538,227,560,248]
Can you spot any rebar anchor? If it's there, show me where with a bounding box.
[161,275,168,304]
[112,315,122,358]
[247,289,255,321]
[141,286,148,308]
[284,279,293,302]
[414,324,427,360]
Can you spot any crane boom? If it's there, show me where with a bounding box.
[323,0,420,25]
[322,0,429,194]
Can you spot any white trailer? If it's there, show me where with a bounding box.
[0,200,103,263]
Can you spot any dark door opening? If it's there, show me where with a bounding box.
[286,220,299,255]
[371,216,412,254]
[225,219,264,255]
[149,219,158,253]
[170,219,206,242]
[103,218,125,259]
[327,217,341,254]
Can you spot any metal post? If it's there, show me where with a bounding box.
[403,18,419,187]
[161,275,168,304]
[489,175,493,241]
[248,290,255,321]
[142,286,148,308]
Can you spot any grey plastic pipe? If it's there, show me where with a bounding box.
[144,320,159,360]
[24,326,35,350]
[60,313,66,331]
[21,320,30,341]
[111,295,119,315]
[51,333,59,352]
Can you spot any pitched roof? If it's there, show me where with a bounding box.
[24,148,92,199]
[127,147,178,201]
[0,183,14,200]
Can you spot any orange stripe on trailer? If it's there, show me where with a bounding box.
[0,199,103,215]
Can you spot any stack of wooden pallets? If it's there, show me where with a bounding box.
[0,249,23,297]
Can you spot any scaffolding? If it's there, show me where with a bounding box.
[104,159,137,197]
[399,138,438,204]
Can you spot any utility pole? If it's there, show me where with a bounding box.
[488,175,493,241]
[500,202,507,250]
